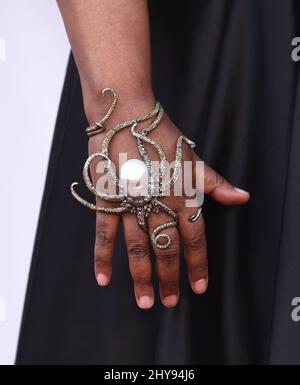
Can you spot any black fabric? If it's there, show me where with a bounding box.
[16,0,300,364]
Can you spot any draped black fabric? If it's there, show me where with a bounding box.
[16,0,300,364]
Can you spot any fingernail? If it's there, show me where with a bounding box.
[163,295,178,307]
[97,273,109,286]
[138,296,153,309]
[234,187,249,194]
[194,279,207,294]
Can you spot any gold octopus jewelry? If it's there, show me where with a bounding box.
[71,88,202,249]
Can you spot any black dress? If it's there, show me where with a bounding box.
[16,0,300,364]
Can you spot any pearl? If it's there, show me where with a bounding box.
[120,159,149,197]
[120,159,148,181]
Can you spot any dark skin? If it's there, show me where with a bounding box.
[57,0,250,309]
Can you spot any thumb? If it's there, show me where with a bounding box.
[193,154,250,205]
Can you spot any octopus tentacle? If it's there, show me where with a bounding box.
[85,88,117,135]
[101,102,161,157]
[130,123,167,173]
[189,206,202,222]
[98,88,117,125]
[151,221,177,249]
[154,199,177,219]
[160,135,196,192]
[130,122,164,196]
[101,102,162,190]
[82,152,125,201]
[137,106,166,191]
[70,183,127,213]
[131,124,167,187]
[140,104,164,136]
[149,200,177,249]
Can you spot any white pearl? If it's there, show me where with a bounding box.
[120,159,148,181]
[120,159,149,197]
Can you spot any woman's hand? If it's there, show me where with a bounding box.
[86,94,250,310]
[57,0,249,309]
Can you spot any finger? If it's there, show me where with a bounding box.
[178,207,208,294]
[148,211,180,308]
[123,213,154,310]
[87,135,120,286]
[94,202,120,286]
[193,153,250,205]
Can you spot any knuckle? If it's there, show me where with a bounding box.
[95,223,113,246]
[134,276,151,288]
[206,170,225,191]
[94,253,111,269]
[156,247,178,265]
[160,280,178,292]
[127,241,148,261]
[188,229,206,250]
[190,259,208,276]
[214,172,225,188]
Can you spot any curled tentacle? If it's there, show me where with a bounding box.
[70,151,125,214]
[131,122,165,196]
[82,152,125,201]
[130,122,154,196]
[101,102,162,190]
[154,199,177,219]
[150,200,177,249]
[70,183,127,213]
[101,102,161,157]
[131,122,166,162]
[160,135,196,192]
[135,105,166,194]
[189,206,202,222]
[131,122,167,179]
[151,221,177,249]
[98,88,118,125]
[140,104,164,136]
[85,88,117,136]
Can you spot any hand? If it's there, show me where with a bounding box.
[84,94,250,309]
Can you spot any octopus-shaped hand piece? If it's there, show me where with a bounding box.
[70,88,202,249]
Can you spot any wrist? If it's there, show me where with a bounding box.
[82,83,155,126]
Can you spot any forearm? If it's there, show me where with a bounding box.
[57,0,154,123]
